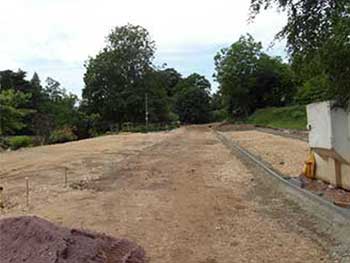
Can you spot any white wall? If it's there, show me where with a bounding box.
[332,108,350,162]
[307,102,333,150]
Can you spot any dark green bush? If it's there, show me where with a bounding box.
[8,136,33,150]
[49,127,77,144]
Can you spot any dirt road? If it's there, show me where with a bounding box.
[0,126,334,262]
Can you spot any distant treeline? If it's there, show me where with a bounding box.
[1,0,349,147]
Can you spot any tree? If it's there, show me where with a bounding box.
[158,68,182,97]
[0,89,31,135]
[253,54,296,108]
[0,70,44,134]
[42,77,78,129]
[83,24,157,127]
[0,70,32,94]
[30,77,78,141]
[250,0,350,108]
[214,34,297,118]
[174,73,211,124]
[214,34,263,117]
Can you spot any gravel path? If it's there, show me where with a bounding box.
[227,130,309,177]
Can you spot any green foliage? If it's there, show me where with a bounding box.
[247,106,307,130]
[28,77,79,142]
[174,74,211,124]
[214,34,262,117]
[214,34,297,118]
[73,111,101,139]
[83,24,157,126]
[8,136,33,150]
[250,0,350,108]
[295,74,332,105]
[211,109,228,122]
[0,137,10,149]
[0,70,32,94]
[0,89,32,135]
[49,127,78,144]
[254,55,297,107]
[209,91,228,122]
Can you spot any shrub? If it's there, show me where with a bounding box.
[49,127,77,144]
[211,109,228,122]
[8,136,33,150]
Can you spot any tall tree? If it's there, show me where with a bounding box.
[0,70,31,94]
[0,89,31,135]
[83,24,157,128]
[29,72,44,110]
[214,34,263,117]
[174,73,211,124]
[214,34,297,118]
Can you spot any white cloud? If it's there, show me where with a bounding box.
[0,0,287,95]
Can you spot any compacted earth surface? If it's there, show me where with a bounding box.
[0,126,347,262]
[227,130,309,177]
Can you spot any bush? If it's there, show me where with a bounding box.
[211,109,228,122]
[49,127,78,144]
[8,136,33,150]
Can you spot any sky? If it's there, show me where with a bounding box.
[0,0,287,96]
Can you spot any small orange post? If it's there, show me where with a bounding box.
[303,151,316,179]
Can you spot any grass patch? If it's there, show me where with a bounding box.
[8,136,33,150]
[247,105,307,130]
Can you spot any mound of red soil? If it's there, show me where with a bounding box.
[0,216,146,263]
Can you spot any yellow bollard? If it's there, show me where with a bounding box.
[303,151,316,179]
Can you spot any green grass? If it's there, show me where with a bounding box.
[8,136,33,150]
[247,105,307,130]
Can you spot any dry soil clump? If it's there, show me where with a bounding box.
[0,216,146,263]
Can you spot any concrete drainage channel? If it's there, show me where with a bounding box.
[214,130,350,259]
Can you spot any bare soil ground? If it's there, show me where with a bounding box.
[0,126,338,262]
[227,130,309,177]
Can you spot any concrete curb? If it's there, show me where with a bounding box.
[215,130,350,222]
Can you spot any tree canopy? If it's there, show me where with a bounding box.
[174,73,211,124]
[214,34,296,118]
[83,24,162,127]
[250,0,350,108]
[0,89,31,135]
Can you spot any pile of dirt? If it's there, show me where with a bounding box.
[0,216,146,263]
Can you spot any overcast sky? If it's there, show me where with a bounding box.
[0,0,287,96]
